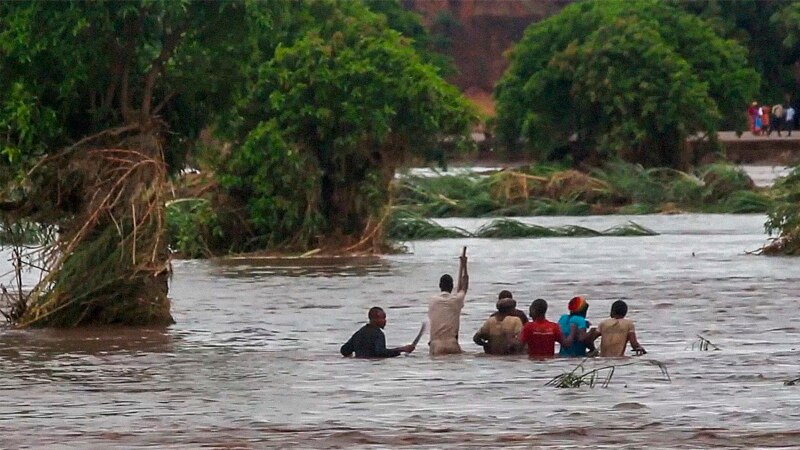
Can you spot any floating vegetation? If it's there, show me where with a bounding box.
[388,213,660,241]
[386,210,470,240]
[474,219,563,238]
[546,359,617,388]
[693,335,721,351]
[601,222,659,236]
[546,358,671,388]
[472,219,656,239]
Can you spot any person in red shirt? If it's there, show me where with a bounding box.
[519,298,571,358]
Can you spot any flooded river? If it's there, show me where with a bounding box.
[2,214,800,448]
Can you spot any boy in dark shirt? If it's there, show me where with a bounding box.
[341,307,415,358]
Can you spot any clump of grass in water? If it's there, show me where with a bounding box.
[546,358,671,388]
[602,221,659,236]
[386,210,470,240]
[473,219,657,239]
[474,219,561,238]
[720,191,773,214]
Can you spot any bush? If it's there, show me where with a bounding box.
[166,199,224,258]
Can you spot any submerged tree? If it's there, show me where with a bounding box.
[0,1,247,326]
[217,0,474,251]
[494,0,759,167]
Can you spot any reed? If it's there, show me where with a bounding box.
[474,219,561,238]
[693,335,720,351]
[472,219,657,239]
[546,358,671,388]
[386,210,470,240]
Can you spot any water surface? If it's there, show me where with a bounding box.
[2,214,799,448]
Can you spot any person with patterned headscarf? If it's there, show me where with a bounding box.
[557,296,598,357]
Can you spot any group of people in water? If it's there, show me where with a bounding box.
[341,252,646,359]
[747,101,796,136]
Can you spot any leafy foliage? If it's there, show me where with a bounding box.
[764,167,800,254]
[0,1,248,172]
[165,198,224,259]
[218,0,474,249]
[678,0,795,105]
[494,0,759,166]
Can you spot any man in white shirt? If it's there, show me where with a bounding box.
[786,105,796,136]
[428,252,469,355]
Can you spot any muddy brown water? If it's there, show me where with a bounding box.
[2,214,800,449]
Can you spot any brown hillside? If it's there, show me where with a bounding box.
[405,0,571,113]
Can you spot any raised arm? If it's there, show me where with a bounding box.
[456,251,469,293]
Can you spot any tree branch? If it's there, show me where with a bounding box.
[141,25,184,119]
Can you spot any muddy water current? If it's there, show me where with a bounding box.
[2,214,800,449]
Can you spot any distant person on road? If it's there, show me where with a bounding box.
[519,298,570,358]
[748,101,759,134]
[597,300,646,357]
[341,307,415,358]
[490,290,528,325]
[428,252,469,355]
[754,107,763,135]
[786,105,796,136]
[772,103,785,137]
[761,105,772,136]
[557,296,598,357]
[473,296,524,355]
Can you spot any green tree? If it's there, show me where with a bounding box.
[218,0,474,250]
[362,0,455,75]
[494,0,759,167]
[677,0,795,105]
[0,1,249,326]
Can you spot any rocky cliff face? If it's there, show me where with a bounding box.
[404,0,571,113]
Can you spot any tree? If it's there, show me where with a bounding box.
[677,0,796,106]
[0,1,248,326]
[494,0,759,167]
[218,0,474,250]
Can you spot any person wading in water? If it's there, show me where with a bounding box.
[519,298,570,358]
[341,307,415,358]
[473,296,524,355]
[428,248,469,355]
[490,290,528,325]
[557,296,598,357]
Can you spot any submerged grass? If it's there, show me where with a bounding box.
[386,210,470,240]
[546,358,671,388]
[388,212,659,241]
[393,161,774,218]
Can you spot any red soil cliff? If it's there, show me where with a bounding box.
[404,0,571,114]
